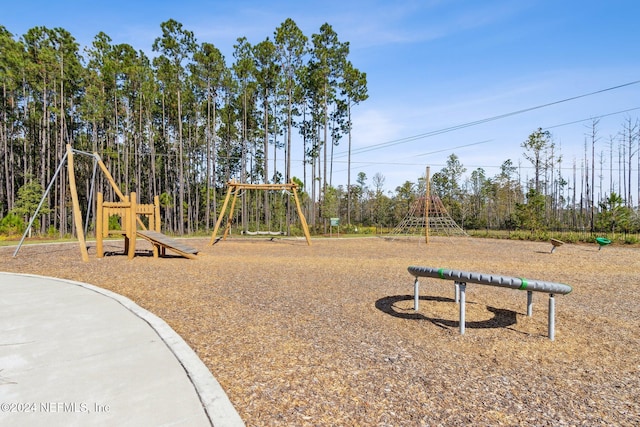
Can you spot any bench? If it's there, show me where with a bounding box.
[408,266,573,340]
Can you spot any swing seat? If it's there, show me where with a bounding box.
[550,238,564,253]
[595,237,611,250]
[244,230,284,236]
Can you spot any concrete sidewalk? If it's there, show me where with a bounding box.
[0,272,244,427]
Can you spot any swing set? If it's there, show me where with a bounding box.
[209,180,312,246]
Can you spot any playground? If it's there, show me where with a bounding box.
[1,236,638,426]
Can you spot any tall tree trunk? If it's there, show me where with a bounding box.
[2,82,11,213]
[211,93,217,230]
[608,136,614,195]
[347,102,352,225]
[137,97,143,197]
[147,99,157,199]
[263,92,270,227]
[322,83,328,195]
[177,89,184,234]
[205,86,211,231]
[625,118,636,207]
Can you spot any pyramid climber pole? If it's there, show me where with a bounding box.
[425,166,430,244]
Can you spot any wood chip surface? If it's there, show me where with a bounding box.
[2,236,639,426]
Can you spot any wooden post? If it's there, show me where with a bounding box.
[123,195,130,256]
[153,195,161,232]
[95,154,126,201]
[209,184,234,245]
[291,183,312,245]
[223,187,240,240]
[102,205,110,241]
[128,192,137,259]
[96,192,104,258]
[67,144,89,262]
[425,166,430,245]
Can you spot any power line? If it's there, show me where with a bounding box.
[330,158,637,173]
[329,105,640,175]
[415,139,493,157]
[92,101,640,174]
[544,106,640,130]
[334,79,640,158]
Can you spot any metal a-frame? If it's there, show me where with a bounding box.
[14,144,126,261]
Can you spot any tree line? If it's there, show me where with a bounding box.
[429,122,640,238]
[0,18,370,236]
[1,19,638,240]
[319,115,640,240]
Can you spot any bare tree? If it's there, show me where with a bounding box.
[621,117,638,207]
[521,128,553,194]
[587,120,599,230]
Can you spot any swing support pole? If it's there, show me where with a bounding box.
[291,185,311,245]
[209,184,234,244]
[67,145,90,262]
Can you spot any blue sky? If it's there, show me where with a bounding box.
[3,0,640,196]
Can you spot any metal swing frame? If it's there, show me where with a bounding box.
[13,144,125,261]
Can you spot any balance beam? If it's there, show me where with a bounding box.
[407,266,572,340]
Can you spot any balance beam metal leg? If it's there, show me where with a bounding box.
[455,282,460,303]
[413,277,420,311]
[458,282,466,335]
[548,294,556,341]
[527,290,533,316]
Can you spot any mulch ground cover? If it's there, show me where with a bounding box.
[2,236,638,426]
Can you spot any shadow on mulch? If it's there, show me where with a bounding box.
[375,294,517,330]
[99,248,186,259]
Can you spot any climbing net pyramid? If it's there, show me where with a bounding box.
[389,195,468,238]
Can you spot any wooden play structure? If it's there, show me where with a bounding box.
[96,191,197,260]
[14,144,197,261]
[96,190,159,259]
[209,180,312,246]
[89,153,198,260]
